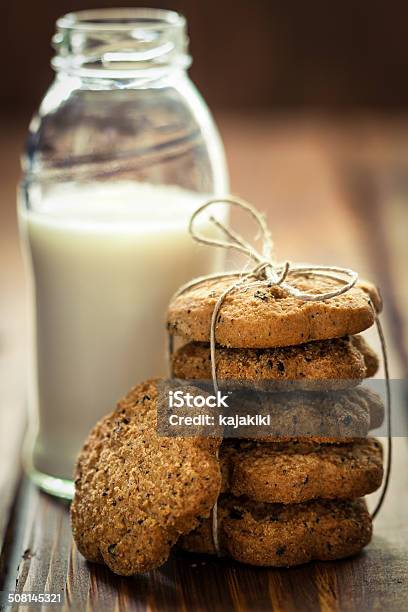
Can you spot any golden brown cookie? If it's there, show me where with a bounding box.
[219,438,383,504]
[221,386,384,442]
[351,335,380,377]
[367,387,385,430]
[179,496,372,566]
[168,275,382,348]
[172,335,376,388]
[71,379,221,576]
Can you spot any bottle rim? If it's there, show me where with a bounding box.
[56,8,186,33]
[52,8,191,77]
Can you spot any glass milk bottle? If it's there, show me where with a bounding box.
[18,9,228,498]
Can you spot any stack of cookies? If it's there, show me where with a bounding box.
[71,273,385,574]
[167,273,385,566]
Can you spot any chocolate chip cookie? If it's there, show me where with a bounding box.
[71,379,221,575]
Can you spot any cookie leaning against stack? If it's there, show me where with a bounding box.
[168,274,385,566]
[71,379,221,575]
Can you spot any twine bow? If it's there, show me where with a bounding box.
[168,196,391,554]
[175,197,359,393]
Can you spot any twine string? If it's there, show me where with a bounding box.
[168,196,391,553]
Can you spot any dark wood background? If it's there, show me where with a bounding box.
[3,0,408,114]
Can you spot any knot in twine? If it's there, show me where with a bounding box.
[168,196,391,554]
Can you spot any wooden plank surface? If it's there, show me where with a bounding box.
[0,114,407,611]
[1,473,407,612]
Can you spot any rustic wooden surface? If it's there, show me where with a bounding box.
[0,114,407,611]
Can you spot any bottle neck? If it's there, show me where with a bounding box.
[52,8,191,80]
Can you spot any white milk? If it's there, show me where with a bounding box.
[19,182,225,481]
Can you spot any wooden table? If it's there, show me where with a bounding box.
[1,113,407,611]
